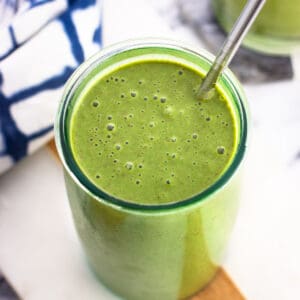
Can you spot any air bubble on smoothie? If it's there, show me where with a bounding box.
[217,146,225,154]
[107,115,112,120]
[115,144,121,150]
[129,114,133,118]
[178,70,183,75]
[171,153,176,158]
[92,101,99,107]
[125,162,134,170]
[107,123,115,131]
[131,91,137,97]
[192,133,198,139]
[136,180,141,185]
[113,159,118,163]
[166,179,171,184]
[138,80,143,85]
[95,174,101,179]
[187,139,191,143]
[106,79,109,83]
[120,94,125,98]
[164,106,173,117]
[121,78,125,82]
[107,134,111,138]
[160,97,167,103]
[153,95,158,100]
[138,164,143,169]
[149,121,155,127]
[144,96,148,101]
[94,143,98,147]
[171,173,175,177]
[171,136,177,142]
[206,117,211,121]
[125,141,129,145]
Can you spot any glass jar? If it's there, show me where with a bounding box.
[55,39,248,299]
[212,0,300,55]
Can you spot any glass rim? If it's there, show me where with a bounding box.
[55,38,248,212]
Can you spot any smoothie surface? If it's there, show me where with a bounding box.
[69,58,237,204]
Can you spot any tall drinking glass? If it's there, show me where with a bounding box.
[55,39,248,299]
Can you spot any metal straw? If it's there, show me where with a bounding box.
[198,0,266,99]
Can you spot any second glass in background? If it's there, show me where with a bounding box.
[212,0,300,55]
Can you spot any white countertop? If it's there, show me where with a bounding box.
[0,0,300,299]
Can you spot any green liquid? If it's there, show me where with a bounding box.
[70,60,237,204]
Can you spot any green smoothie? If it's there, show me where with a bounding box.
[56,41,247,300]
[212,0,300,55]
[70,59,237,204]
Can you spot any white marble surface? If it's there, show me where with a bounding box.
[1,0,300,299]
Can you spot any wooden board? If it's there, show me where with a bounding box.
[48,139,245,300]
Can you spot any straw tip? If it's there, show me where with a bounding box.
[197,86,216,100]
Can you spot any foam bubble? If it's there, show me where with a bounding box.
[125,162,134,170]
[115,144,121,150]
[92,101,99,107]
[160,97,167,103]
[107,123,115,131]
[217,146,225,154]
[131,91,137,97]
[192,133,198,139]
[164,107,173,117]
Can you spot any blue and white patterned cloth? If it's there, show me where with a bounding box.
[0,0,102,174]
